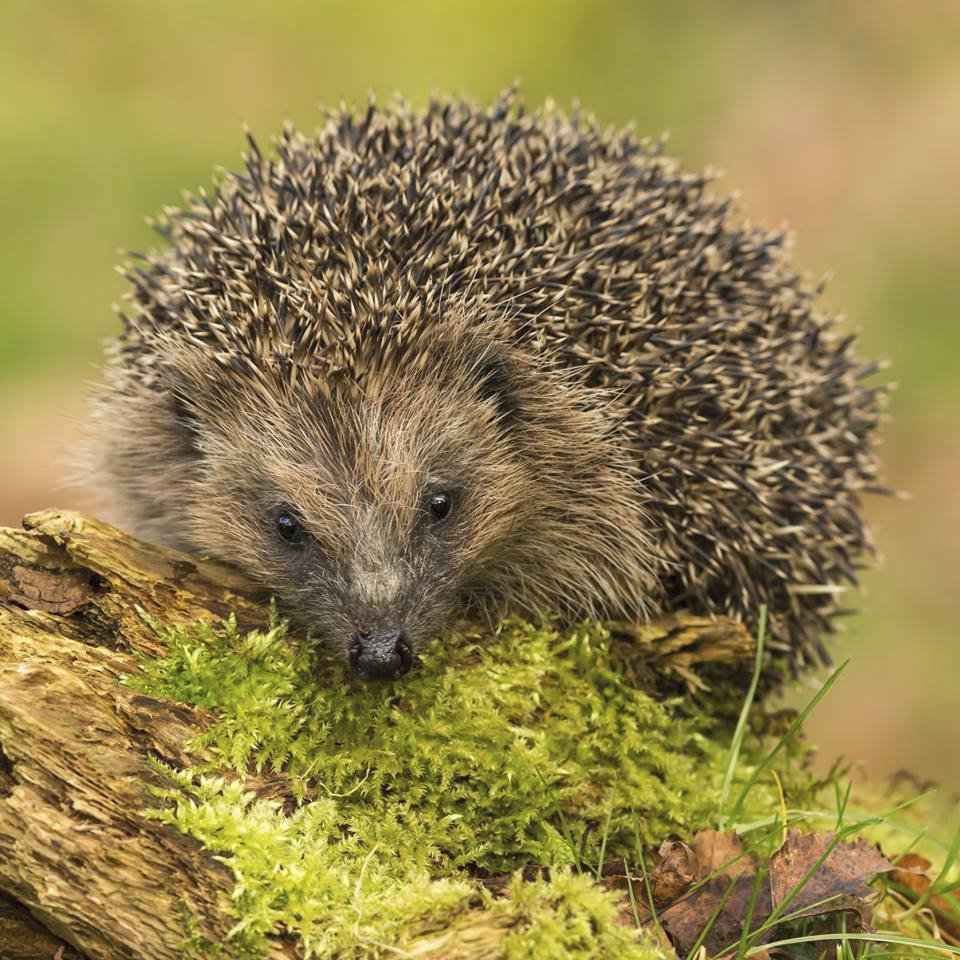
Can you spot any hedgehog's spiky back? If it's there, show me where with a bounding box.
[118,91,885,668]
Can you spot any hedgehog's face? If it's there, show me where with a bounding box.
[129,327,653,682]
[181,347,542,681]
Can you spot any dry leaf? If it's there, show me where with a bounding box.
[690,830,754,880]
[661,872,772,956]
[649,840,698,906]
[890,851,960,942]
[769,829,891,920]
[889,851,933,899]
[660,831,771,956]
[659,828,893,957]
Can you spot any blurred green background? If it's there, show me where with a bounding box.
[2,1,957,795]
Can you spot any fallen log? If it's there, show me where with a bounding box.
[0,510,279,960]
[0,509,755,959]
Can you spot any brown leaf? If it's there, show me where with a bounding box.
[889,851,933,896]
[648,840,698,907]
[890,851,960,942]
[660,830,770,956]
[769,829,891,920]
[661,872,772,957]
[691,830,754,880]
[660,828,894,957]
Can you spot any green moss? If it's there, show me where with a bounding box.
[498,871,661,960]
[133,615,817,958]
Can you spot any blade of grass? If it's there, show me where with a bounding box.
[751,888,874,930]
[718,605,767,830]
[735,793,940,844]
[595,776,618,880]
[534,765,582,873]
[771,769,788,847]
[623,856,643,929]
[838,912,854,960]
[931,808,960,895]
[631,809,666,948]
[835,779,854,831]
[749,931,960,957]
[735,864,769,960]
[684,875,739,960]
[890,828,928,867]
[729,656,851,825]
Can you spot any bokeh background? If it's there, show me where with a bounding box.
[2,1,957,795]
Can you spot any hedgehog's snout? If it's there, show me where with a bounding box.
[348,622,414,681]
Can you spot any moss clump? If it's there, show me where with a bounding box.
[497,870,661,959]
[133,616,816,957]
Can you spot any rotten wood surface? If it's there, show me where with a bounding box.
[0,510,284,960]
[0,890,85,960]
[0,509,755,959]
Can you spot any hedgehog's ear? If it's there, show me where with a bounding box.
[154,344,231,456]
[156,353,214,458]
[170,392,204,454]
[477,353,523,426]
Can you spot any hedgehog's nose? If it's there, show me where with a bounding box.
[348,628,413,681]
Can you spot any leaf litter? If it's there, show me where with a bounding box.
[594,827,892,956]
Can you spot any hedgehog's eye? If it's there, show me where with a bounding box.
[276,509,309,546]
[428,491,453,524]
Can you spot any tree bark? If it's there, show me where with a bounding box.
[0,509,754,959]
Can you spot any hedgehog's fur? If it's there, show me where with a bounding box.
[88,91,885,674]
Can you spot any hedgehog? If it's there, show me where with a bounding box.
[87,91,885,681]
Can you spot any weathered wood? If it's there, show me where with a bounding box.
[0,509,269,658]
[0,509,755,959]
[0,510,290,960]
[0,890,85,960]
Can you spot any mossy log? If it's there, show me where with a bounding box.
[0,509,754,959]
